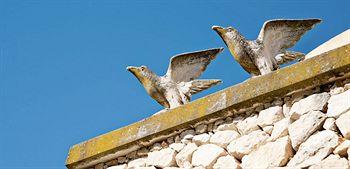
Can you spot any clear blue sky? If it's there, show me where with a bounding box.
[0,0,349,168]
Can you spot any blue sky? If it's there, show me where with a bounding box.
[0,0,349,168]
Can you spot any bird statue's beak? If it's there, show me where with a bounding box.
[127,66,138,73]
[212,25,225,34]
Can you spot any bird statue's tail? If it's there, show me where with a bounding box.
[276,51,305,65]
[188,79,222,95]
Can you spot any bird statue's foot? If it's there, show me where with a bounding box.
[297,53,306,62]
[250,73,260,78]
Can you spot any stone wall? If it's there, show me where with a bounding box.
[99,78,350,169]
[66,31,350,169]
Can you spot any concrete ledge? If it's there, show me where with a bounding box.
[66,44,350,169]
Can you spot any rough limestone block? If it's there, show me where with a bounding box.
[181,138,191,144]
[269,167,301,169]
[137,147,149,157]
[128,158,146,168]
[262,125,273,135]
[195,124,208,134]
[282,102,292,118]
[193,166,205,169]
[146,148,176,168]
[334,140,350,157]
[126,151,137,159]
[323,117,337,131]
[289,93,330,120]
[95,163,104,169]
[214,119,225,127]
[258,106,284,127]
[287,130,339,167]
[241,136,293,169]
[150,143,162,151]
[308,154,349,169]
[330,86,345,95]
[105,159,118,167]
[345,82,350,90]
[336,110,350,139]
[175,143,197,168]
[210,130,240,148]
[213,155,241,169]
[272,99,284,106]
[236,114,260,135]
[270,118,292,141]
[180,130,195,139]
[117,156,127,163]
[192,133,210,146]
[192,144,226,168]
[181,130,195,144]
[327,90,350,118]
[106,164,127,169]
[227,130,269,160]
[288,111,326,150]
[169,143,185,152]
[290,91,305,105]
[216,123,238,132]
[136,167,156,169]
[167,137,175,144]
[232,116,245,125]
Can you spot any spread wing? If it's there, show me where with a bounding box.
[257,19,321,60]
[165,48,223,82]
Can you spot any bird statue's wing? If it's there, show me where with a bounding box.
[257,19,321,61]
[165,48,223,82]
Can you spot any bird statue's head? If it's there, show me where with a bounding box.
[212,26,241,41]
[212,25,243,58]
[127,65,157,85]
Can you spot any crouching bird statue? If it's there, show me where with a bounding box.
[212,18,321,77]
[127,48,223,109]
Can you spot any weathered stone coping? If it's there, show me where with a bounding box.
[306,29,350,59]
[66,44,350,169]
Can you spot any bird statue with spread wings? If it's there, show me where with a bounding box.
[212,19,321,76]
[127,48,223,109]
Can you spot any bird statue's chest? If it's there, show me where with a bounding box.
[234,41,262,75]
[143,82,160,97]
[230,40,254,61]
[233,42,258,63]
[145,80,173,98]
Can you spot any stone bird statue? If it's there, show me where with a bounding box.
[127,48,223,109]
[212,19,321,76]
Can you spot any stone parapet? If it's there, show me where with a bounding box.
[66,43,350,168]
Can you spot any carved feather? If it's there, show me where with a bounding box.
[189,79,222,95]
[166,48,223,82]
[257,19,321,60]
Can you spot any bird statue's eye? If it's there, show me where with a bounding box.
[140,66,146,71]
